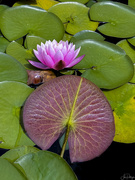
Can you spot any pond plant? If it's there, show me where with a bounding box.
[0,0,135,179]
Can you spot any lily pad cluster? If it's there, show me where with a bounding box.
[0,0,135,179]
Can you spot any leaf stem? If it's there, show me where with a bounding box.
[60,124,70,158]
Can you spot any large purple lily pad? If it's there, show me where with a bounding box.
[23,75,115,162]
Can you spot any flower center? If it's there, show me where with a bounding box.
[54,60,66,71]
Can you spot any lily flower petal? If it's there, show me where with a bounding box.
[28,60,49,69]
[66,55,85,68]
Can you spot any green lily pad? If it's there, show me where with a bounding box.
[70,30,105,44]
[128,0,135,9]
[0,52,28,83]
[73,40,134,89]
[23,75,114,162]
[128,37,135,47]
[0,81,34,149]
[59,0,89,5]
[1,146,39,163]
[0,36,10,52]
[129,64,135,83]
[0,158,26,180]
[1,5,64,41]
[117,39,135,63]
[6,41,37,70]
[90,2,135,38]
[86,0,96,8]
[48,2,98,35]
[103,83,135,143]
[14,151,78,180]
[0,5,9,29]
[24,35,46,50]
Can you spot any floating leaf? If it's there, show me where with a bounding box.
[23,75,115,162]
[128,37,135,47]
[36,0,59,10]
[1,5,64,41]
[0,5,9,29]
[0,36,10,52]
[1,146,39,163]
[117,39,135,63]
[14,150,78,180]
[48,2,98,35]
[103,83,135,143]
[6,41,37,70]
[13,0,59,11]
[0,158,26,180]
[73,40,134,89]
[90,2,135,38]
[0,81,34,149]
[70,30,105,44]
[0,52,28,83]
[59,0,89,5]
[24,35,46,50]
[128,0,135,9]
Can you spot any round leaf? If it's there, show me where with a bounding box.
[90,2,135,38]
[1,146,39,163]
[0,52,28,83]
[103,83,135,143]
[6,41,37,70]
[0,5,9,29]
[0,36,10,52]
[73,40,134,89]
[128,37,135,47]
[23,75,115,162]
[24,35,46,50]
[117,39,135,63]
[59,0,89,5]
[48,2,98,35]
[0,81,34,149]
[128,0,135,9]
[14,151,78,180]
[1,5,64,41]
[70,30,105,44]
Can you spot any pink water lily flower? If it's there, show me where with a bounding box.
[29,40,85,71]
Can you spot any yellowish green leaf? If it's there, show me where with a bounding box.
[103,83,135,143]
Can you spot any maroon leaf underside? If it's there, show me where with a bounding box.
[23,75,115,163]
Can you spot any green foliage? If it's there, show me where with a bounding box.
[103,83,135,143]
[90,2,135,38]
[0,5,64,41]
[0,81,34,149]
[0,0,135,179]
[73,40,134,89]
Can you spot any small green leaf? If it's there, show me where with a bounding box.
[90,2,135,38]
[103,83,135,143]
[0,52,28,83]
[0,81,34,149]
[14,151,78,180]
